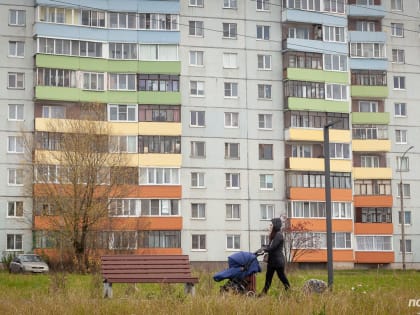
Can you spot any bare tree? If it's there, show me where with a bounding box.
[30,104,135,271]
[283,218,322,266]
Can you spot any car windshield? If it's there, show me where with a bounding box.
[20,255,42,262]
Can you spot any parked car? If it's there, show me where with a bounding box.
[9,254,49,274]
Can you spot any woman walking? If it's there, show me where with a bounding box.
[260,218,290,294]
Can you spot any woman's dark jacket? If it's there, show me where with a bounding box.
[264,231,286,268]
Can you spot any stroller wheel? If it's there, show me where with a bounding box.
[245,290,256,297]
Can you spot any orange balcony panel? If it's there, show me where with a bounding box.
[97,216,182,230]
[290,218,353,232]
[34,216,58,230]
[355,251,394,263]
[354,223,393,235]
[293,249,353,262]
[128,186,182,198]
[289,188,352,201]
[354,195,393,207]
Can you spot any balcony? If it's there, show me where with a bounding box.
[287,157,352,172]
[354,251,394,263]
[353,167,392,180]
[354,223,393,235]
[351,112,389,125]
[285,128,351,142]
[347,3,385,18]
[282,8,346,26]
[352,139,391,152]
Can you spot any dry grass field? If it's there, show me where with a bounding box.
[0,269,419,315]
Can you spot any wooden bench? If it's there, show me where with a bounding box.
[101,254,199,298]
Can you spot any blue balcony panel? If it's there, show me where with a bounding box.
[36,0,180,13]
[282,9,347,27]
[349,58,388,71]
[348,4,385,17]
[34,23,180,44]
[349,31,386,43]
[285,38,348,55]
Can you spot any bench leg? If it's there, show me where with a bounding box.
[184,283,195,296]
[103,282,113,298]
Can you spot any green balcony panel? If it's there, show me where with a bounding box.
[351,85,388,98]
[286,68,349,84]
[36,55,180,74]
[287,97,350,113]
[351,112,390,125]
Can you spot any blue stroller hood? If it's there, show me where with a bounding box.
[213,251,261,282]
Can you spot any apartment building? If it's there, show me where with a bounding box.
[0,1,34,257]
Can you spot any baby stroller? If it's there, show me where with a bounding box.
[213,251,262,295]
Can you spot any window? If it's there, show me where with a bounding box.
[285,0,321,10]
[332,232,352,249]
[109,12,137,29]
[224,82,238,97]
[8,136,24,154]
[356,0,374,4]
[391,23,404,37]
[395,130,407,144]
[140,199,179,216]
[259,144,273,160]
[189,21,204,36]
[258,84,272,99]
[393,76,405,89]
[226,204,240,219]
[189,51,204,66]
[324,0,345,13]
[226,234,240,250]
[257,25,270,40]
[8,201,23,217]
[190,111,205,127]
[139,105,180,122]
[256,0,270,11]
[359,101,377,113]
[138,74,179,92]
[224,0,238,9]
[292,144,312,158]
[9,10,25,26]
[108,104,137,122]
[288,27,310,39]
[189,0,204,7]
[8,72,24,89]
[8,41,24,57]
[109,43,137,59]
[223,23,237,39]
[191,172,205,188]
[356,21,376,32]
[109,199,137,217]
[260,204,274,220]
[224,112,239,128]
[397,156,409,171]
[259,114,272,129]
[7,234,22,251]
[358,207,391,223]
[190,81,205,96]
[8,168,24,186]
[223,53,238,68]
[191,203,206,219]
[391,0,403,11]
[37,68,77,88]
[138,136,181,154]
[83,72,104,91]
[139,44,178,61]
[109,74,136,91]
[397,183,410,198]
[329,143,350,159]
[140,168,180,185]
[260,174,274,190]
[324,54,347,71]
[138,14,179,31]
[8,104,24,121]
[394,103,407,117]
[399,211,411,225]
[333,202,352,219]
[392,49,405,64]
[225,142,240,159]
[325,84,347,101]
[109,136,137,153]
[191,141,206,158]
[356,236,392,251]
[350,43,385,58]
[400,239,412,253]
[39,7,66,23]
[81,10,105,27]
[226,173,240,189]
[361,156,379,168]
[323,26,345,42]
[192,235,206,250]
[258,55,271,70]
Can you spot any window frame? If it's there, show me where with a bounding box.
[226,204,241,220]
[259,174,274,190]
[225,173,240,189]
[224,112,239,128]
[226,234,241,250]
[223,23,237,39]
[394,102,407,117]
[192,234,206,250]
[191,172,205,188]
[8,72,25,89]
[191,203,206,219]
[7,201,24,217]
[257,54,272,70]
[8,104,24,121]
[9,9,25,26]
[190,110,205,127]
[256,25,270,40]
[189,20,204,37]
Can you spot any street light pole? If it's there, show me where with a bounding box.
[399,145,414,271]
[324,121,336,289]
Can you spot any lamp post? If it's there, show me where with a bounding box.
[323,121,337,289]
[399,145,414,271]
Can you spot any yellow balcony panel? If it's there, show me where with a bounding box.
[288,157,352,172]
[109,122,181,136]
[353,167,392,180]
[352,139,391,152]
[35,118,109,134]
[285,128,351,142]
[134,154,181,167]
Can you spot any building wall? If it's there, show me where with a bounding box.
[0,0,35,257]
